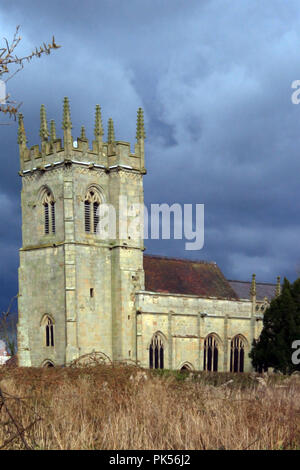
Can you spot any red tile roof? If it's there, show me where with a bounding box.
[143,255,239,299]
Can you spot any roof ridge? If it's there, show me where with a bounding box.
[229,279,276,286]
[143,254,217,265]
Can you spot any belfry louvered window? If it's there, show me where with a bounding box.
[44,203,49,233]
[149,333,164,369]
[42,191,55,235]
[85,201,91,232]
[93,201,99,233]
[230,335,245,373]
[84,190,100,234]
[51,202,55,233]
[203,334,219,372]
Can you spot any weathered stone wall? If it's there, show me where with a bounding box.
[18,246,66,367]
[18,144,145,366]
[135,292,263,372]
[109,169,145,362]
[68,165,113,362]
[18,167,66,366]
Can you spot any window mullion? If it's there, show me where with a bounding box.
[51,203,55,233]
[91,202,94,233]
[45,203,49,234]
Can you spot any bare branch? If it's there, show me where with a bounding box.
[0,26,61,119]
[0,295,18,356]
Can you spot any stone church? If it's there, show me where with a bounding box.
[17,99,280,372]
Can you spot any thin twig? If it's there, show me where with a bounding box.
[0,387,30,449]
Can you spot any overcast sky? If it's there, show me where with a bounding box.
[0,0,300,311]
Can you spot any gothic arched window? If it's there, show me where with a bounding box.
[230,335,245,373]
[42,316,54,347]
[203,334,219,371]
[84,189,101,234]
[42,190,55,234]
[149,333,164,369]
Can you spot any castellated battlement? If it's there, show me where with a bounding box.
[18,98,146,175]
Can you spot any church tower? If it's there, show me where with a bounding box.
[17,99,146,367]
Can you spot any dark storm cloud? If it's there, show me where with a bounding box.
[0,0,299,313]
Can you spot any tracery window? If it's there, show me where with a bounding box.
[149,333,164,369]
[230,335,245,373]
[203,334,219,371]
[84,189,101,233]
[42,316,54,347]
[42,190,55,234]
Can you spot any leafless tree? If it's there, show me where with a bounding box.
[0,295,18,356]
[0,25,60,120]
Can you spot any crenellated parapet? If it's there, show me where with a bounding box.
[18,98,146,175]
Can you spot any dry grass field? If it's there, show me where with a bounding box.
[0,364,299,450]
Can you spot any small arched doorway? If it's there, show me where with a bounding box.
[180,363,193,374]
[43,360,54,368]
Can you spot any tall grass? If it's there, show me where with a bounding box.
[0,365,299,450]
